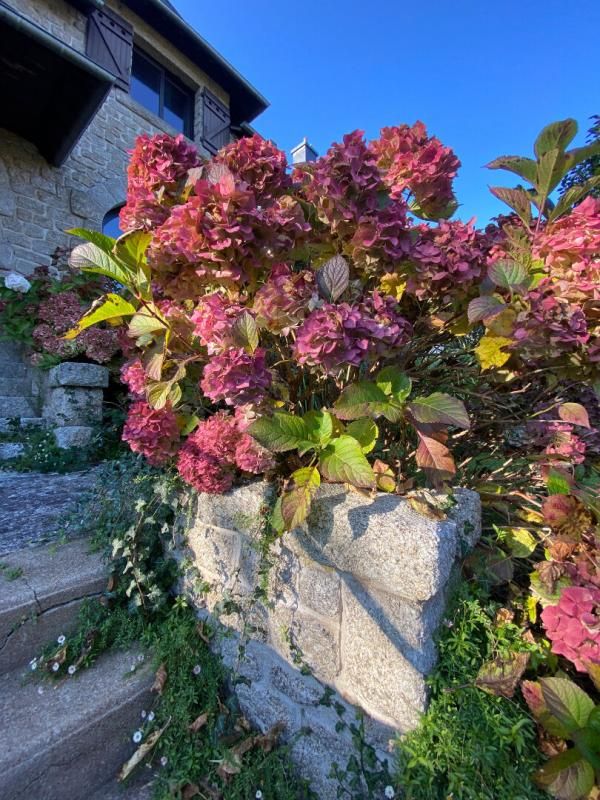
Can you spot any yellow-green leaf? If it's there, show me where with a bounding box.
[64,294,136,339]
[475,335,512,370]
[503,527,537,558]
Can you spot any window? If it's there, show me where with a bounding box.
[130,48,194,138]
[102,205,124,239]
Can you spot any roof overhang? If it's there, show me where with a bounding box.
[0,1,114,167]
[118,0,268,126]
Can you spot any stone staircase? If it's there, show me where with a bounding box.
[0,507,154,798]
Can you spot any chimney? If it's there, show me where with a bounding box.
[291,137,318,164]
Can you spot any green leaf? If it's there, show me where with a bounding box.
[114,230,152,270]
[347,419,378,454]
[536,148,567,206]
[247,413,307,453]
[319,435,375,488]
[291,466,321,489]
[535,749,595,800]
[316,255,350,302]
[487,259,528,290]
[179,414,200,435]
[564,140,600,172]
[281,466,321,530]
[128,308,167,338]
[546,470,572,496]
[474,334,512,370]
[303,410,334,448]
[503,527,537,558]
[64,293,136,339]
[489,186,532,226]
[407,393,470,429]
[333,382,390,421]
[147,381,171,410]
[549,176,600,221]
[485,155,538,183]
[541,677,595,733]
[67,227,116,254]
[69,242,135,287]
[558,403,590,429]
[467,295,506,324]
[231,311,259,353]
[375,366,412,401]
[534,119,578,158]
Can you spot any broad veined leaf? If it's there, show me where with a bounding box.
[549,175,600,221]
[489,186,532,226]
[67,227,116,254]
[467,295,506,324]
[248,413,307,452]
[114,229,152,270]
[546,470,573,496]
[64,293,136,339]
[69,241,135,287]
[291,466,321,489]
[475,651,530,698]
[534,118,578,159]
[485,155,538,183]
[128,307,167,338]
[347,418,378,453]
[563,140,600,172]
[535,748,595,800]
[144,349,165,381]
[407,393,470,429]
[319,435,376,488]
[147,380,171,409]
[502,527,537,558]
[372,459,396,492]
[232,311,259,353]
[536,148,568,207]
[316,254,350,302]
[281,467,321,529]
[303,410,334,447]
[333,382,391,421]
[487,259,528,290]
[474,334,512,370]
[415,432,456,480]
[541,678,595,732]
[558,403,590,429]
[375,366,412,401]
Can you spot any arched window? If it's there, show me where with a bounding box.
[102,205,124,238]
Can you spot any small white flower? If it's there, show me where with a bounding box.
[137,653,145,663]
[52,662,59,672]
[132,730,143,744]
[4,272,31,293]
[37,686,44,695]
[255,792,263,800]
[192,664,202,676]
[57,635,66,645]
[141,710,147,719]
[160,756,168,767]
[130,664,136,672]
[147,711,155,722]
[68,665,77,675]
[29,659,37,671]
[384,787,395,799]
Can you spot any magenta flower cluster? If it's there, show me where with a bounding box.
[200,347,272,406]
[215,135,291,200]
[191,292,247,354]
[121,401,180,466]
[252,263,314,333]
[541,586,600,672]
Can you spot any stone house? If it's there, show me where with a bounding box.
[0,0,268,277]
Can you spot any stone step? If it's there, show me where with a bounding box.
[0,416,46,434]
[0,396,37,417]
[89,776,154,800]
[0,340,26,365]
[0,647,154,800]
[0,376,32,397]
[0,538,106,673]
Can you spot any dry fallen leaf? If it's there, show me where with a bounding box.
[407,491,448,520]
[188,711,209,733]
[475,651,530,698]
[152,662,167,694]
[181,783,201,800]
[118,718,170,781]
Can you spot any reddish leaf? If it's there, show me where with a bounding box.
[189,711,209,733]
[558,402,591,429]
[476,651,530,698]
[415,431,456,481]
[151,662,167,694]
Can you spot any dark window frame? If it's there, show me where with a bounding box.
[130,46,195,139]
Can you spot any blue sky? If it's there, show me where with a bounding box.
[175,0,599,225]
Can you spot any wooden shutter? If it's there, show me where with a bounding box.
[202,89,231,154]
[86,8,133,91]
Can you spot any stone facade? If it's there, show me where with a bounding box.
[0,0,231,277]
[175,481,481,797]
[43,362,109,447]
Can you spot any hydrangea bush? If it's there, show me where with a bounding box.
[66,123,599,537]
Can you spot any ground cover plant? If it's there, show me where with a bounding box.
[61,118,600,798]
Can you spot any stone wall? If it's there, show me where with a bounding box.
[0,0,230,277]
[174,481,481,797]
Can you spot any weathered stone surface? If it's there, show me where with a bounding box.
[289,484,460,602]
[48,362,109,388]
[450,487,482,552]
[0,442,24,460]
[42,386,103,426]
[185,523,241,586]
[298,564,341,618]
[194,480,272,533]
[289,611,340,684]
[54,425,93,449]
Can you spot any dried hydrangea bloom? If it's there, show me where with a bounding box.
[293,303,371,374]
[191,292,247,353]
[370,121,460,218]
[200,347,271,406]
[357,292,412,357]
[295,130,381,237]
[541,586,600,672]
[215,134,291,200]
[350,200,411,272]
[252,263,313,333]
[122,401,180,466]
[120,358,146,398]
[120,133,200,232]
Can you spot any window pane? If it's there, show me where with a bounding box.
[131,50,160,116]
[164,77,192,136]
[102,206,124,239]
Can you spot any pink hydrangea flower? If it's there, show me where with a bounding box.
[294,303,371,373]
[177,446,234,494]
[252,264,313,333]
[200,347,271,406]
[120,358,146,398]
[122,401,180,465]
[350,200,411,271]
[191,293,247,353]
[370,122,460,218]
[357,292,412,356]
[235,434,275,473]
[541,586,600,672]
[120,133,200,232]
[215,134,291,200]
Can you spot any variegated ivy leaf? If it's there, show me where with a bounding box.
[316,255,349,302]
